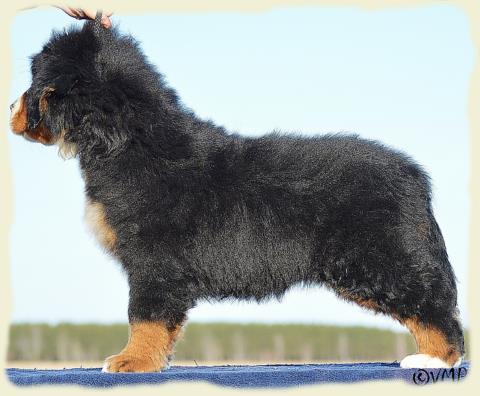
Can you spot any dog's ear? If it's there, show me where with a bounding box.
[70,78,135,157]
[26,73,79,130]
[29,75,130,157]
[26,86,55,130]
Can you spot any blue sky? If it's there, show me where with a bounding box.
[7,4,474,331]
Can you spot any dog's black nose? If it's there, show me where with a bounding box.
[9,101,15,111]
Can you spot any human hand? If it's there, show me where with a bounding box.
[56,6,113,28]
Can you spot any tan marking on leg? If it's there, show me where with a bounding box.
[103,322,182,373]
[354,298,381,312]
[336,288,383,314]
[403,317,461,366]
[10,92,28,133]
[166,323,185,360]
[85,200,117,252]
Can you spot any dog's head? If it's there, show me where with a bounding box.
[9,21,161,158]
[10,23,100,158]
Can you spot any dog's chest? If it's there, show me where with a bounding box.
[85,199,117,253]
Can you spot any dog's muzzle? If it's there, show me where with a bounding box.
[9,93,28,135]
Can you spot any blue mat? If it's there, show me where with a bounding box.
[7,362,469,388]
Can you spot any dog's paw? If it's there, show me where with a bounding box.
[400,353,461,369]
[101,353,165,373]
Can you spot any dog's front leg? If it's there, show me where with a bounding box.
[102,276,190,373]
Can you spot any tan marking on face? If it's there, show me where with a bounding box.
[85,200,117,252]
[24,123,56,145]
[10,90,57,145]
[402,317,461,366]
[103,321,184,373]
[10,88,75,155]
[10,92,28,134]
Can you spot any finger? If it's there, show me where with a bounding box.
[74,8,113,28]
[79,9,98,20]
[101,16,112,29]
[55,5,80,18]
[101,10,113,28]
[55,6,113,28]
[56,6,87,19]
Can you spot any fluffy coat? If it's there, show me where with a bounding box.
[12,20,464,371]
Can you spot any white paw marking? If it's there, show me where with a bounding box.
[101,356,169,373]
[101,355,115,373]
[400,353,461,369]
[101,359,111,373]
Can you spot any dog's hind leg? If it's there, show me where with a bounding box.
[396,212,465,368]
[326,209,464,368]
[338,288,464,368]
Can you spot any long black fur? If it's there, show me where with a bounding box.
[25,22,463,356]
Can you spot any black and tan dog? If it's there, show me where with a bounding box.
[10,20,464,372]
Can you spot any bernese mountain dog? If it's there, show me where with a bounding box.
[9,19,464,372]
